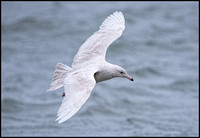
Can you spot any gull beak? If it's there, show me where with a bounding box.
[124,74,134,81]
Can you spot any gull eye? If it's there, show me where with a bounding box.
[120,71,123,74]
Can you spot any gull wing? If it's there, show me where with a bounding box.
[72,11,125,68]
[56,68,97,123]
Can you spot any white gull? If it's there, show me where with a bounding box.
[47,11,133,124]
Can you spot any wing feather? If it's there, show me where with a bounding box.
[72,11,125,68]
[55,68,97,123]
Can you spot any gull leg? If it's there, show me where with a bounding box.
[62,92,65,97]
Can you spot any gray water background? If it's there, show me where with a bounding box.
[1,1,199,136]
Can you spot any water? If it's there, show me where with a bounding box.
[1,2,199,136]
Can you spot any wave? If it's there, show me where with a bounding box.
[2,98,23,113]
[134,66,162,77]
[2,16,53,34]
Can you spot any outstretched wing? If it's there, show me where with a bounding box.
[72,11,125,68]
[56,68,97,123]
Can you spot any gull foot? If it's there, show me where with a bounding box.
[62,92,65,97]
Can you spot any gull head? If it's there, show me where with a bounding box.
[114,65,133,81]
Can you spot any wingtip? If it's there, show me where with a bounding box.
[99,10,125,31]
[56,116,69,124]
[55,118,62,124]
[114,11,123,15]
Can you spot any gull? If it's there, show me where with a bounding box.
[47,11,133,124]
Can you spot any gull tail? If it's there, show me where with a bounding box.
[47,62,72,92]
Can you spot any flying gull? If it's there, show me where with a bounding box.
[47,11,133,124]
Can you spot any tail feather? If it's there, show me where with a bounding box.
[47,62,71,92]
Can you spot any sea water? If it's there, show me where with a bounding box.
[1,1,198,136]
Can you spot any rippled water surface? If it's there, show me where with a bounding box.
[1,2,199,136]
